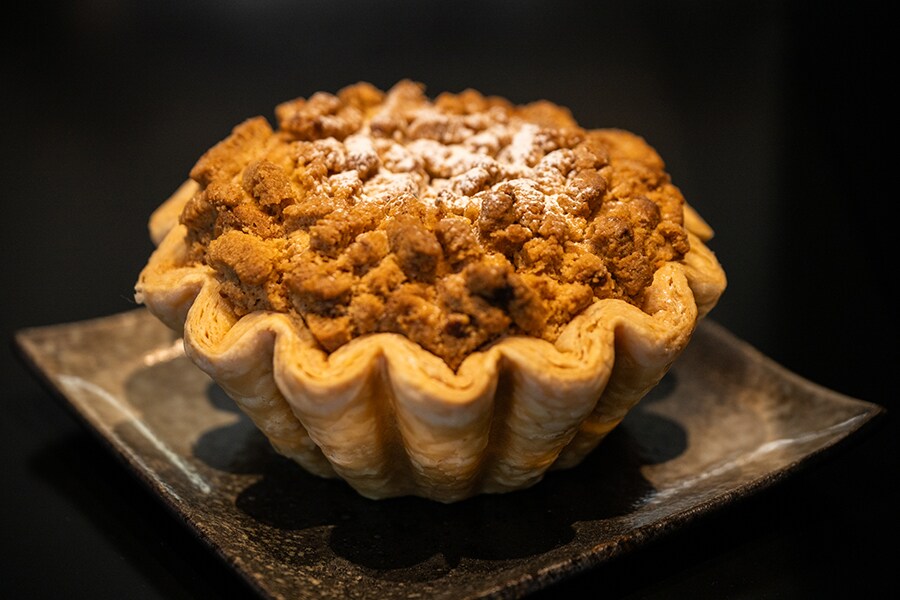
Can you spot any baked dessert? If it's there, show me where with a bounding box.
[135,80,726,502]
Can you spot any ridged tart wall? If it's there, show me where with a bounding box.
[136,180,725,502]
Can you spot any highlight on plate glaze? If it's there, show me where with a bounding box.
[57,374,212,496]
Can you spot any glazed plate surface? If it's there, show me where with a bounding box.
[15,310,884,599]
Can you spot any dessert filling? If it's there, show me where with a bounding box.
[179,80,690,369]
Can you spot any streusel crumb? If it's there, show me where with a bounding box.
[179,80,690,369]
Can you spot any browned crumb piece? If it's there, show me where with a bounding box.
[243,160,296,210]
[386,215,442,282]
[435,217,482,267]
[189,117,274,186]
[276,92,364,141]
[206,230,286,316]
[284,258,354,315]
[178,81,691,368]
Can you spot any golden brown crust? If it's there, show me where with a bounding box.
[171,81,695,369]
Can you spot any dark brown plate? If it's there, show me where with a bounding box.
[14,310,884,600]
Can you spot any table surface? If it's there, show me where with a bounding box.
[2,3,895,598]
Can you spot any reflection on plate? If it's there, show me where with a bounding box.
[15,310,884,600]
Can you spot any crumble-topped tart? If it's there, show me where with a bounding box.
[136,81,726,502]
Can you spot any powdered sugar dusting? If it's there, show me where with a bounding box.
[502,123,542,172]
[341,87,574,218]
[362,171,421,201]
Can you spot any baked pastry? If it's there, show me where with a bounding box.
[135,80,726,502]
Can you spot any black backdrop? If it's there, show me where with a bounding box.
[2,1,894,598]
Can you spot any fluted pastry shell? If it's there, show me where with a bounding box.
[135,179,725,502]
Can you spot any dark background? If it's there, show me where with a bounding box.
[2,1,894,598]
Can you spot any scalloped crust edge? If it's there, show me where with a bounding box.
[135,182,726,502]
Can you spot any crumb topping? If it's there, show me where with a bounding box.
[179,80,690,369]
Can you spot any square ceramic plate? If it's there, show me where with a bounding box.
[15,310,884,600]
